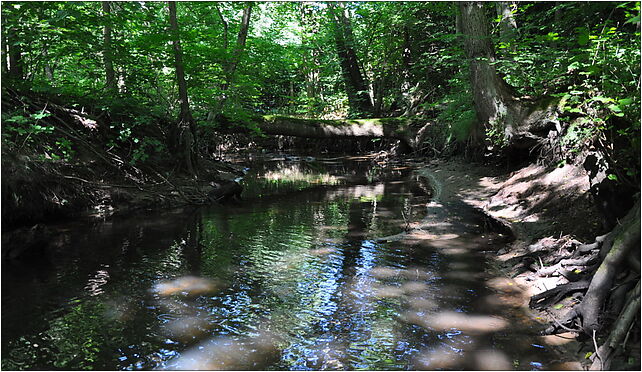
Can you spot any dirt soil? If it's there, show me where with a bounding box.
[417,158,608,370]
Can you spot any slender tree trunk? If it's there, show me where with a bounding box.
[1,16,9,76]
[300,2,320,102]
[215,4,229,51]
[459,1,522,144]
[329,2,373,116]
[169,1,197,176]
[43,49,54,81]
[102,1,117,93]
[222,3,252,92]
[6,23,23,80]
[209,2,252,119]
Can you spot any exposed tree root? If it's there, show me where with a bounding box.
[571,199,640,335]
[529,198,640,350]
[589,280,640,370]
[530,280,590,310]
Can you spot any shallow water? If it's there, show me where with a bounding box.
[2,157,561,370]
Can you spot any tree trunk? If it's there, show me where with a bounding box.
[222,3,252,92]
[102,1,117,93]
[218,114,427,151]
[6,20,23,80]
[329,2,374,116]
[459,1,523,144]
[215,4,229,51]
[168,1,197,176]
[1,16,9,76]
[496,2,518,45]
[300,2,321,102]
[576,199,640,334]
[209,2,253,119]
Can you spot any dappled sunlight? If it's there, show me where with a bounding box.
[165,332,280,370]
[372,285,405,299]
[308,247,336,256]
[84,267,110,296]
[413,346,464,369]
[263,165,340,185]
[538,332,578,346]
[370,266,400,279]
[472,349,512,370]
[403,310,508,334]
[165,316,213,343]
[152,276,220,297]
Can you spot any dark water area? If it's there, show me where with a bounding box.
[2,156,562,370]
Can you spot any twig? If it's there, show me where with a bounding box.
[545,308,579,333]
[592,329,602,369]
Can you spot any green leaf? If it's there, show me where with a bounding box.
[618,98,633,106]
[607,174,618,181]
[577,28,590,46]
[553,303,564,310]
[607,104,622,113]
[585,352,593,359]
[624,15,641,25]
[591,96,614,103]
[32,113,51,120]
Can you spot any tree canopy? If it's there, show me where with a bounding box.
[1,1,639,178]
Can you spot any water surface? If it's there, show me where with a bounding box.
[2,157,559,370]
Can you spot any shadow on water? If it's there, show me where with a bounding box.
[2,156,567,370]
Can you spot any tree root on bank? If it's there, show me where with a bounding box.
[589,280,640,370]
[525,199,640,369]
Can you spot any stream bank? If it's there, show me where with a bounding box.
[416,158,639,370]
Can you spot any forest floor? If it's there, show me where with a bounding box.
[418,158,639,370]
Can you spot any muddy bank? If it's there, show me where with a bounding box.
[415,158,639,370]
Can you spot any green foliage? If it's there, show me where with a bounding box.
[1,1,639,174]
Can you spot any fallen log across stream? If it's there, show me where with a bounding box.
[215,114,431,151]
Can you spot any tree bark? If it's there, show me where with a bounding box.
[215,4,229,51]
[6,18,23,80]
[218,114,426,150]
[496,2,518,45]
[328,2,374,116]
[1,16,9,76]
[209,2,252,119]
[300,2,321,102]
[459,1,523,144]
[102,2,117,93]
[222,3,253,92]
[576,199,640,334]
[168,1,197,176]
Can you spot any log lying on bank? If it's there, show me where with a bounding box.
[216,114,430,151]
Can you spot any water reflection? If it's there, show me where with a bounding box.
[2,159,563,370]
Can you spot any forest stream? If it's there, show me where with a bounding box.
[1,155,570,370]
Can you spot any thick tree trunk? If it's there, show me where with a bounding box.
[496,2,518,45]
[459,1,523,144]
[102,2,117,93]
[329,2,374,116]
[219,114,427,151]
[169,1,197,176]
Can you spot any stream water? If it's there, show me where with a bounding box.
[2,156,564,370]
